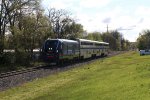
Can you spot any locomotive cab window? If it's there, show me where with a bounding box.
[45,40,58,52]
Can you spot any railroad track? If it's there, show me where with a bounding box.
[0,65,48,79]
[0,51,126,79]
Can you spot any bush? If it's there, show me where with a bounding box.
[15,51,31,66]
[0,51,31,66]
[0,52,14,65]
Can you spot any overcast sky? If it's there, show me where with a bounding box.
[42,0,150,42]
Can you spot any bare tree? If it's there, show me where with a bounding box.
[47,8,73,38]
[0,0,9,52]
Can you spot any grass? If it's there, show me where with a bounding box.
[1,51,150,100]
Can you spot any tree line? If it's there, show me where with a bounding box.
[137,30,150,50]
[85,31,130,51]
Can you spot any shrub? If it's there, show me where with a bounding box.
[15,51,31,66]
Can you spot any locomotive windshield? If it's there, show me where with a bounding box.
[44,40,58,52]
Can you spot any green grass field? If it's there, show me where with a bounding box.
[1,51,150,100]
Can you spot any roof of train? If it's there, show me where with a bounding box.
[47,38,109,45]
[47,38,78,43]
[77,39,109,45]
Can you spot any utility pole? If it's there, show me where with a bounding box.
[106,24,110,33]
[107,24,109,33]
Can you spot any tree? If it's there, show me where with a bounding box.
[137,30,150,50]
[121,39,130,50]
[2,0,41,34]
[47,8,73,38]
[129,42,137,50]
[111,30,122,50]
[63,21,84,39]
[13,11,52,53]
[101,30,129,51]
[0,0,41,52]
[85,32,102,42]
[101,32,116,50]
[0,0,8,52]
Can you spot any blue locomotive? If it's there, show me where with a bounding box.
[41,38,109,64]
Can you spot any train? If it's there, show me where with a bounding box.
[41,38,109,64]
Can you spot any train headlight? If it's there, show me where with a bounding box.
[49,48,52,50]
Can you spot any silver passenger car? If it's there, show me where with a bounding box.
[76,39,109,59]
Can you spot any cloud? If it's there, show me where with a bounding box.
[50,1,67,9]
[117,25,136,31]
[79,0,111,8]
[42,0,75,9]
[75,12,108,32]
[135,6,150,17]
[102,17,111,24]
[138,18,144,24]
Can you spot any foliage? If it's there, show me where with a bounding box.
[15,51,31,66]
[85,32,102,42]
[0,52,14,65]
[137,30,150,50]
[64,22,84,39]
[101,30,130,50]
